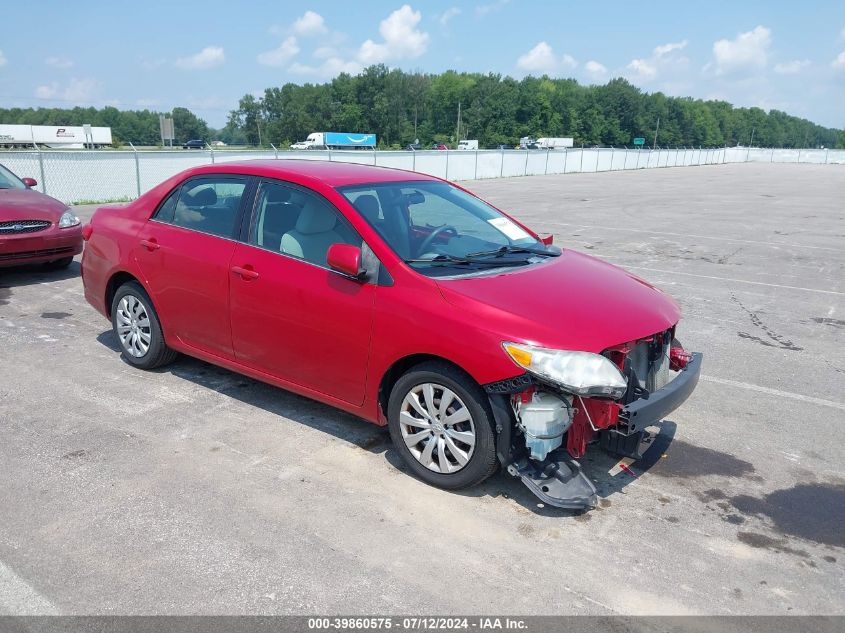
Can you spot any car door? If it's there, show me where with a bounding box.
[133,175,253,359]
[228,179,376,405]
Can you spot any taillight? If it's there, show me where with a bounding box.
[81,224,93,241]
[670,345,692,370]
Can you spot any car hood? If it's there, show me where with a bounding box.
[0,188,67,221]
[435,249,680,353]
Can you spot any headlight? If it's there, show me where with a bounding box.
[503,342,627,399]
[58,209,80,229]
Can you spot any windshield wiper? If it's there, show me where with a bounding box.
[465,245,560,258]
[404,253,528,267]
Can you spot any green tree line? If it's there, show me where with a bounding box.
[226,66,842,149]
[0,105,209,146]
[3,67,842,149]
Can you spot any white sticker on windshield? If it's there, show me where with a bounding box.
[488,217,531,241]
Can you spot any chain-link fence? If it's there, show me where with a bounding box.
[2,145,843,204]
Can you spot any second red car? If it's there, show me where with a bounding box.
[0,163,82,269]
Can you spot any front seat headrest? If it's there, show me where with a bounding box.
[187,187,217,207]
[353,195,380,222]
[266,186,291,203]
[295,203,337,234]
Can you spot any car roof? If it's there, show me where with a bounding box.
[186,159,438,187]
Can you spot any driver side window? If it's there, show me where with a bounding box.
[250,181,361,267]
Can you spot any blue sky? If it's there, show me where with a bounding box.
[1,0,843,129]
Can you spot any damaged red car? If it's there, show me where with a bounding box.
[81,160,701,509]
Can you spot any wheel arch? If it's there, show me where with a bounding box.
[104,271,143,318]
[377,353,480,424]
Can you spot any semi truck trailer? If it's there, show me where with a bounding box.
[290,132,377,150]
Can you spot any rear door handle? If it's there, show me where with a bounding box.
[231,265,259,281]
[140,238,160,251]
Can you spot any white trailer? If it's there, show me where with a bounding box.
[0,124,113,148]
[457,139,479,150]
[536,137,574,149]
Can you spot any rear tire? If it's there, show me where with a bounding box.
[387,361,498,490]
[111,281,177,370]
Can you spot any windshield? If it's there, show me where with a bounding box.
[337,180,557,276]
[0,164,26,190]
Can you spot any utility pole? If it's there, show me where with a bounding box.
[256,118,263,147]
[455,102,461,145]
[749,127,755,148]
[653,117,660,149]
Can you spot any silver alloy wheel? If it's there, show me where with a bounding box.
[399,383,476,474]
[115,294,152,358]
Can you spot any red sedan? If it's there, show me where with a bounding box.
[0,163,82,268]
[81,160,701,509]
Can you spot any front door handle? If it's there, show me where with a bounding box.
[231,265,259,281]
[140,238,160,251]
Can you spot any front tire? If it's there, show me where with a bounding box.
[387,361,498,490]
[111,281,177,369]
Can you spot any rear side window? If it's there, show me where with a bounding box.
[153,189,179,223]
[157,177,248,238]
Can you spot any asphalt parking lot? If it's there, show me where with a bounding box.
[1,163,843,615]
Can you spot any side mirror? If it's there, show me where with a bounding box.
[327,243,366,280]
[540,233,554,246]
[22,177,37,188]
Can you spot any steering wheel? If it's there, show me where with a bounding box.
[416,225,458,257]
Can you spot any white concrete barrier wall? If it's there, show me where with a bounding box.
[1,146,843,203]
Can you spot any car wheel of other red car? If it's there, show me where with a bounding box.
[111,281,178,370]
[387,361,498,489]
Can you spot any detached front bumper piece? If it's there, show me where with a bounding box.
[619,352,702,434]
[508,456,597,510]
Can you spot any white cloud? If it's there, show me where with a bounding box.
[516,41,576,74]
[626,40,688,83]
[63,78,99,101]
[653,41,687,58]
[517,42,556,73]
[292,10,327,37]
[175,46,225,70]
[475,0,509,16]
[710,26,771,75]
[35,83,57,99]
[584,60,607,81]
[560,54,577,70]
[45,56,73,69]
[358,5,429,64]
[438,7,461,26]
[626,58,657,79]
[773,59,810,74]
[832,51,845,70]
[0,49,6,67]
[289,57,362,78]
[34,78,100,102]
[314,46,338,60]
[257,36,300,67]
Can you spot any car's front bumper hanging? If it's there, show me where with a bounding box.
[619,352,703,434]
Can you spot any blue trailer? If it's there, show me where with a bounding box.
[298,132,377,150]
